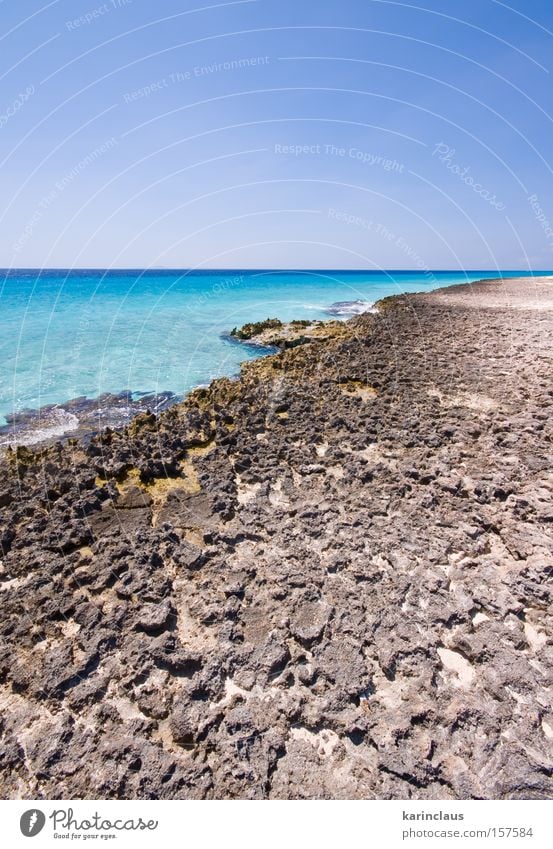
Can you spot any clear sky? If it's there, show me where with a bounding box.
[1,0,553,269]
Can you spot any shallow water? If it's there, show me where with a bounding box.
[0,268,544,442]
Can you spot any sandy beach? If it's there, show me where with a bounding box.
[0,276,551,799]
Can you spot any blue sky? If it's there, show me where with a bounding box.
[1,0,552,269]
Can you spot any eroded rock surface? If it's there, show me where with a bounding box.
[0,277,551,799]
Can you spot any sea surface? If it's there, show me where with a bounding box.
[0,268,545,445]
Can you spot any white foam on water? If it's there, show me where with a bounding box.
[324,299,376,316]
[0,409,79,448]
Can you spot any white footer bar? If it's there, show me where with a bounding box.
[1,799,551,848]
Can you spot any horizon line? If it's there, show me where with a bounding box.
[1,267,550,273]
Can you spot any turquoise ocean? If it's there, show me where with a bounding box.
[0,268,545,444]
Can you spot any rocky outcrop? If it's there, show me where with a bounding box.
[0,277,551,799]
[226,317,348,351]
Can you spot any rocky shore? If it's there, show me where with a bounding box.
[0,391,178,449]
[0,277,551,800]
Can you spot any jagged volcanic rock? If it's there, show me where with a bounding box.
[0,277,551,800]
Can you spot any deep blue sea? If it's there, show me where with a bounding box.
[0,268,545,444]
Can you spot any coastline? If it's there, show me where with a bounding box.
[0,304,365,451]
[0,272,545,451]
[0,276,551,799]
